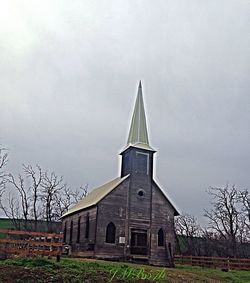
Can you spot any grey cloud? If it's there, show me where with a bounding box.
[0,0,249,223]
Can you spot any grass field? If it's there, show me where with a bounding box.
[0,218,13,229]
[0,218,13,239]
[0,257,249,282]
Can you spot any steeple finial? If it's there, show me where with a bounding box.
[124,81,155,152]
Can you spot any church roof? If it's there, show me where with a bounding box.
[153,180,180,216]
[62,175,129,217]
[122,81,155,153]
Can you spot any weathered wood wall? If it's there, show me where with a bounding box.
[62,206,97,252]
[150,181,175,266]
[62,146,177,266]
[95,178,130,258]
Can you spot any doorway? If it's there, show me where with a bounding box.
[130,229,147,255]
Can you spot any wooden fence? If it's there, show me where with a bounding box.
[0,228,63,258]
[174,255,250,271]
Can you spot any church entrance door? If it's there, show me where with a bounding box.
[130,229,147,255]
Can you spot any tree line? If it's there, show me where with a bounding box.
[175,185,250,258]
[0,145,87,231]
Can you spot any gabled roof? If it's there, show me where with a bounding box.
[122,81,155,153]
[152,180,180,216]
[62,175,129,218]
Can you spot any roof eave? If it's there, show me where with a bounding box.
[62,175,130,218]
[61,204,96,219]
[152,180,180,216]
[120,143,156,155]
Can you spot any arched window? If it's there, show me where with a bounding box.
[63,222,67,243]
[85,214,89,239]
[69,220,73,244]
[158,228,164,246]
[105,222,116,243]
[77,217,81,243]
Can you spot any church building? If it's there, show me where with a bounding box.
[62,82,179,266]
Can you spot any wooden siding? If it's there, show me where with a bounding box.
[62,206,97,253]
[95,178,130,257]
[121,147,154,179]
[150,182,175,265]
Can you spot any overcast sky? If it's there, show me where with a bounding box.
[1,0,250,223]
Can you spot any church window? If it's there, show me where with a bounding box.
[63,222,67,243]
[137,189,145,198]
[69,220,73,244]
[158,228,164,246]
[136,152,149,174]
[77,217,81,243]
[85,214,89,239]
[138,190,144,197]
[105,222,116,243]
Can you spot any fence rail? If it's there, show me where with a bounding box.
[0,228,63,258]
[0,228,63,238]
[174,255,250,271]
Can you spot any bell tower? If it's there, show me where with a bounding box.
[120,81,156,179]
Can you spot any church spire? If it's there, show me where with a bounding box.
[125,81,155,152]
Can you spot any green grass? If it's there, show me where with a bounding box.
[0,257,249,282]
[174,264,250,283]
[0,218,13,229]
[0,218,14,239]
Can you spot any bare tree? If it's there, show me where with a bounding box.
[8,173,31,229]
[175,213,202,255]
[0,146,8,190]
[239,189,250,230]
[53,184,88,219]
[0,192,22,229]
[41,171,66,223]
[0,161,88,231]
[175,213,201,237]
[0,147,8,170]
[72,184,88,202]
[23,165,43,231]
[204,185,242,257]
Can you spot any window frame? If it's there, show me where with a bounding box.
[85,214,90,239]
[157,228,164,247]
[105,222,116,244]
[69,220,73,244]
[136,151,149,175]
[76,216,81,243]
